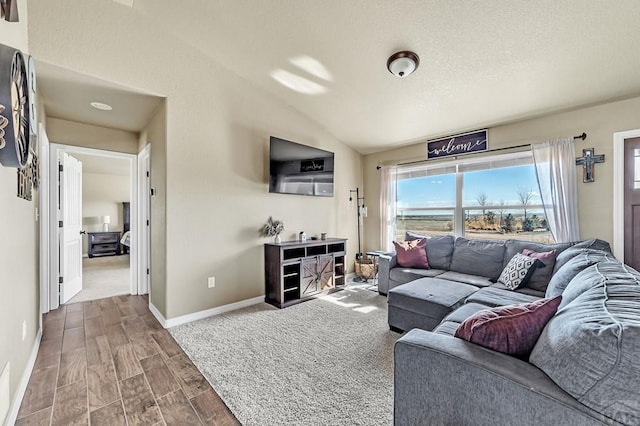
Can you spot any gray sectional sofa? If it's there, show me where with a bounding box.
[379,234,640,425]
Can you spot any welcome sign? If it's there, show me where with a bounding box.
[426,129,488,159]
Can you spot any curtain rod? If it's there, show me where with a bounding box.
[376,132,587,170]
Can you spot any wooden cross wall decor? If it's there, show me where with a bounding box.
[576,148,605,183]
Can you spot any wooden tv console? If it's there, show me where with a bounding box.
[264,238,347,308]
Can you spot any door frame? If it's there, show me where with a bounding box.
[43,143,139,311]
[613,129,640,261]
[137,144,151,297]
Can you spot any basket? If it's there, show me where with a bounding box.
[354,259,377,279]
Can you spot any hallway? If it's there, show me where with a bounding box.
[15,295,238,425]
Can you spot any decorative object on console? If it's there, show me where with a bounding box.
[101,215,111,232]
[0,43,31,168]
[260,216,284,243]
[349,187,367,282]
[387,51,419,78]
[454,295,562,357]
[299,231,306,242]
[575,148,604,183]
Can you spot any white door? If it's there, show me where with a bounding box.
[59,152,83,303]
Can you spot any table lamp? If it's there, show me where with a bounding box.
[101,215,111,232]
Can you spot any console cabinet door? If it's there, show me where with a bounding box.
[301,255,334,297]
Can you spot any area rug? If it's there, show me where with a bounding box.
[170,287,400,425]
[67,255,130,304]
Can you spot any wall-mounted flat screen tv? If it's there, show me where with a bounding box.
[269,136,334,197]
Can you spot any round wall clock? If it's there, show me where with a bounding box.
[0,43,31,168]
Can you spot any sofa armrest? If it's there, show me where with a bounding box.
[377,253,396,295]
[394,330,615,426]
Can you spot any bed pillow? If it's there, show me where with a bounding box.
[393,239,429,269]
[455,295,562,357]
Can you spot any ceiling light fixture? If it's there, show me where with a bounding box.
[90,101,113,111]
[387,51,420,78]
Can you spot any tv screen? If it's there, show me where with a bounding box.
[269,137,334,197]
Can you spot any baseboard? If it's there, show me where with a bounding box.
[150,296,264,329]
[6,327,42,426]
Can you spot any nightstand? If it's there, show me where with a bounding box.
[88,231,121,258]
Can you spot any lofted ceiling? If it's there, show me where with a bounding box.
[38,1,640,154]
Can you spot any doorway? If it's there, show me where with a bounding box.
[69,151,133,304]
[613,129,640,264]
[46,143,141,311]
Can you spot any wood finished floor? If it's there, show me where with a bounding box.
[16,295,239,426]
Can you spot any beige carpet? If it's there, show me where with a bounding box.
[67,255,131,304]
[170,287,400,426]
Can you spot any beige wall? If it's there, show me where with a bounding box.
[27,0,363,320]
[0,1,41,422]
[82,173,130,255]
[139,102,168,314]
[363,96,640,252]
[47,118,139,154]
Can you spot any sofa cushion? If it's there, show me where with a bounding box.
[387,278,479,324]
[449,238,506,280]
[530,261,640,425]
[546,250,614,298]
[454,296,562,357]
[405,233,455,270]
[571,238,612,252]
[389,268,446,284]
[466,286,540,308]
[432,321,459,336]
[441,302,490,324]
[552,247,612,276]
[498,253,538,290]
[437,271,493,287]
[394,239,429,268]
[490,282,545,298]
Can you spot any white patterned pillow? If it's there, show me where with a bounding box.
[499,253,538,290]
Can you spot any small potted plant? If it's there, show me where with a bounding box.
[260,216,284,243]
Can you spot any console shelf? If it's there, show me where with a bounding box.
[264,238,347,308]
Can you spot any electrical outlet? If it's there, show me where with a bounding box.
[22,320,27,341]
[207,277,215,288]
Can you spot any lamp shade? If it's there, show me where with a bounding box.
[101,216,111,224]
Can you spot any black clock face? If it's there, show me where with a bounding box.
[0,44,31,168]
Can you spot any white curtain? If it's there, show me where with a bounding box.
[379,165,397,251]
[531,138,580,242]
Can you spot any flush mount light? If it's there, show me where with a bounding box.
[387,51,420,78]
[90,101,112,111]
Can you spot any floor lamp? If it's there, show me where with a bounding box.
[350,188,367,283]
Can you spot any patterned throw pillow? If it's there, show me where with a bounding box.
[498,253,538,290]
[454,295,562,357]
[393,239,429,269]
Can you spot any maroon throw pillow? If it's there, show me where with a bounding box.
[454,295,562,357]
[393,239,429,269]
[522,248,557,269]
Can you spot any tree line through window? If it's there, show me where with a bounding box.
[395,152,553,243]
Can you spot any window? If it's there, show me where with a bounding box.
[395,152,552,243]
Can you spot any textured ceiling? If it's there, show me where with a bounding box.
[38,1,640,153]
